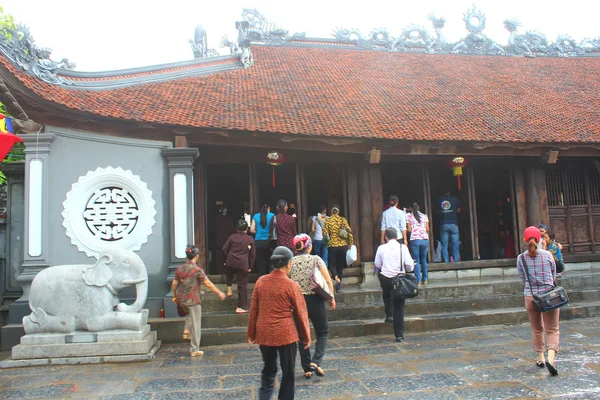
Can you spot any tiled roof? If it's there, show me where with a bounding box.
[2,45,600,143]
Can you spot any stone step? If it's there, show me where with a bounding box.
[181,300,600,346]
[165,288,600,330]
[197,271,600,312]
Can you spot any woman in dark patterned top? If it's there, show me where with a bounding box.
[517,226,560,376]
[172,245,225,357]
[248,247,311,400]
[271,199,297,252]
[289,234,336,379]
[322,205,354,293]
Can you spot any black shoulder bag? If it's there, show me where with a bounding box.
[392,243,419,299]
[519,253,568,312]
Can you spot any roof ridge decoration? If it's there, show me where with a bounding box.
[0,24,76,85]
[329,6,600,57]
[220,8,307,67]
[190,25,219,59]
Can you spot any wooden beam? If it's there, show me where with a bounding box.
[194,163,208,270]
[346,163,361,266]
[174,136,188,148]
[467,168,479,260]
[513,161,528,251]
[369,164,384,252]
[358,166,374,261]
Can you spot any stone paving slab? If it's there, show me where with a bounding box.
[1,317,600,399]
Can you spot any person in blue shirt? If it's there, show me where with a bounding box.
[250,204,275,276]
[437,189,461,262]
[543,230,565,273]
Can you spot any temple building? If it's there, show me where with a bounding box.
[1,8,600,348]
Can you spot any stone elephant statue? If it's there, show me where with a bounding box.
[23,247,149,334]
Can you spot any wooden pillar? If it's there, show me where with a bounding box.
[370,164,383,252]
[346,163,361,265]
[467,168,479,260]
[358,166,374,261]
[513,161,528,251]
[525,165,550,227]
[249,164,259,215]
[194,163,208,270]
[295,163,308,233]
[423,167,434,261]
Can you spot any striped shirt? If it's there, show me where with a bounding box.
[516,250,556,296]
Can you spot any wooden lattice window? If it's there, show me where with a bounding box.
[546,170,564,207]
[565,169,586,206]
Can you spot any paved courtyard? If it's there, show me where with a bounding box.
[1,317,600,399]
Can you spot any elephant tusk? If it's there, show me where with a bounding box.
[122,278,147,285]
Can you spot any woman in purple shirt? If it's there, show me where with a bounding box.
[517,226,560,376]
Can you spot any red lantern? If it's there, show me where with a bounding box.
[0,114,22,160]
[447,156,468,190]
[266,151,285,187]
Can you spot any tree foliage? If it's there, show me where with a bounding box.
[0,7,25,185]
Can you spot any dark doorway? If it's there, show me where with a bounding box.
[473,160,516,260]
[304,163,345,226]
[381,162,426,212]
[206,164,250,274]
[257,162,297,215]
[428,162,474,261]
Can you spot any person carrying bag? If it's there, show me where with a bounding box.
[516,226,563,376]
[374,228,415,343]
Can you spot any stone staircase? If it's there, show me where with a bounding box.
[149,266,600,346]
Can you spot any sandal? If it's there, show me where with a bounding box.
[182,331,191,340]
[310,363,325,377]
[235,308,249,314]
[536,361,545,368]
[304,371,313,379]
[545,361,558,376]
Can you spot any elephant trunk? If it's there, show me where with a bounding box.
[129,277,148,313]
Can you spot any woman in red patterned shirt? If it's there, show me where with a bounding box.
[248,246,311,399]
[271,199,297,252]
[517,226,560,376]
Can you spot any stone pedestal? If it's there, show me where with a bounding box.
[1,322,161,368]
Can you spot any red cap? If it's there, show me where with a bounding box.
[524,226,541,242]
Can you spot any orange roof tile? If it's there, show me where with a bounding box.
[2,45,600,143]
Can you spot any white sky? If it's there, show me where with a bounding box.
[3,0,599,71]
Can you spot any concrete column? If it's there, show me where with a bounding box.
[162,148,199,317]
[8,134,55,321]
[2,134,54,350]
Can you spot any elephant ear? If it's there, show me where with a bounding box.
[83,254,113,287]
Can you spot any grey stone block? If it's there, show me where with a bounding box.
[591,262,600,270]
[566,262,591,271]
[21,325,152,346]
[457,269,481,280]
[50,356,101,365]
[480,268,505,277]
[0,357,49,368]
[429,270,458,280]
[103,340,161,363]
[12,331,157,359]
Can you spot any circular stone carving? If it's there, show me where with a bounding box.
[63,167,156,258]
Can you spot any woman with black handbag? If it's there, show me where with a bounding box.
[374,228,415,343]
[289,234,336,379]
[517,226,561,376]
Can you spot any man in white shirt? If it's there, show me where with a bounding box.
[374,228,414,342]
[381,195,407,245]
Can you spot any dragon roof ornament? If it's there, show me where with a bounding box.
[331,6,600,57]
[221,8,306,68]
[0,24,75,85]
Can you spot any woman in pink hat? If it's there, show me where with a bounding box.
[517,226,560,376]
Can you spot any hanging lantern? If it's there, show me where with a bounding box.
[0,114,22,161]
[266,151,285,187]
[447,156,468,190]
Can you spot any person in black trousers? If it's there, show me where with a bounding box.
[374,228,415,342]
[289,234,336,378]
